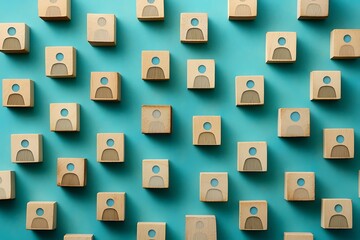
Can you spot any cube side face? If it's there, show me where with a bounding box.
[310,71,341,100]
[185,215,216,240]
[330,29,360,59]
[237,142,267,172]
[187,59,215,89]
[235,76,264,106]
[239,201,267,230]
[200,172,228,202]
[26,201,57,230]
[323,129,354,159]
[50,103,80,132]
[45,46,76,78]
[87,14,116,46]
[297,0,329,19]
[278,108,310,137]
[141,51,170,80]
[193,116,221,145]
[0,171,15,200]
[2,79,34,107]
[57,158,86,187]
[97,133,125,162]
[11,134,43,163]
[137,222,166,240]
[97,192,125,221]
[90,72,120,101]
[142,159,169,188]
[141,105,172,134]
[64,234,94,240]
[0,23,29,53]
[284,232,313,240]
[321,199,352,229]
[228,0,257,20]
[136,0,164,21]
[180,13,208,43]
[38,0,71,20]
[284,172,315,201]
[266,32,297,63]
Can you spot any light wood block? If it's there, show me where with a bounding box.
[142,159,169,189]
[323,128,354,159]
[11,134,43,163]
[297,0,328,19]
[45,46,76,78]
[330,29,360,59]
[38,0,71,21]
[310,71,341,100]
[137,222,166,240]
[0,23,29,53]
[284,232,313,240]
[136,0,164,21]
[193,116,221,145]
[284,172,315,201]
[228,0,257,20]
[187,59,215,89]
[235,76,264,106]
[26,201,57,230]
[57,158,86,187]
[97,192,125,221]
[237,142,267,172]
[142,51,170,81]
[321,198,352,229]
[2,79,34,107]
[185,215,216,240]
[180,13,208,43]
[50,103,80,132]
[278,108,310,137]
[90,72,121,101]
[266,32,296,63]
[141,105,172,134]
[97,133,125,163]
[0,171,15,200]
[87,14,116,46]
[239,200,267,231]
[200,172,228,202]
[64,234,94,240]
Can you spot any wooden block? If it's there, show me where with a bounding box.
[90,72,121,101]
[38,0,71,21]
[228,0,257,20]
[45,46,76,78]
[310,71,341,100]
[26,201,57,230]
[284,172,315,201]
[11,134,43,163]
[235,76,264,106]
[142,51,170,81]
[64,234,94,240]
[321,198,352,229]
[0,23,29,54]
[57,158,86,187]
[50,103,80,132]
[330,29,360,59]
[141,105,172,134]
[323,128,354,159]
[187,59,215,89]
[237,142,267,172]
[185,215,216,240]
[0,171,15,200]
[87,14,116,46]
[180,13,208,43]
[136,0,164,21]
[239,200,267,231]
[97,192,125,221]
[2,79,34,107]
[278,108,310,137]
[97,133,124,163]
[284,232,313,240]
[142,159,169,189]
[193,116,221,145]
[266,32,297,63]
[137,222,166,240]
[297,0,328,19]
[200,172,228,202]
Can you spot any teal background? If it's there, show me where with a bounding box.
[1,0,360,239]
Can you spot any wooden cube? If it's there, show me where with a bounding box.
[137,222,166,240]
[87,14,116,46]
[50,103,80,132]
[228,0,257,20]
[141,105,172,134]
[180,13,208,43]
[321,198,352,229]
[97,133,124,163]
[136,0,164,21]
[2,79,34,107]
[284,172,315,201]
[64,234,94,240]
[185,215,216,240]
[297,0,328,19]
[0,171,15,200]
[284,232,313,240]
[266,32,297,63]
[142,51,170,81]
[200,172,228,202]
[239,200,267,231]
[0,23,29,53]
[278,108,310,137]
[193,116,221,145]
[187,59,215,89]
[90,72,121,101]
[310,71,341,100]
[237,142,267,172]
[26,201,57,230]
[330,29,360,59]
[45,46,76,78]
[57,158,86,187]
[11,134,43,163]
[38,0,71,21]
[97,192,125,221]
[235,76,264,106]
[323,129,354,159]
[142,159,169,189]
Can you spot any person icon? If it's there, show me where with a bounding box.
[0,177,6,199]
[331,135,350,158]
[272,37,292,60]
[95,77,113,99]
[94,17,110,41]
[142,0,159,17]
[186,18,204,41]
[198,122,216,145]
[31,208,49,229]
[245,207,263,230]
[286,112,304,136]
[51,52,68,76]
[2,26,21,51]
[102,198,119,221]
[101,138,119,161]
[329,204,349,228]
[339,34,355,57]
[243,147,262,171]
[305,0,322,16]
[235,0,252,17]
[317,76,336,98]
[148,109,165,132]
[146,57,165,79]
[55,108,73,131]
[148,165,165,187]
[45,0,61,17]
[61,163,80,186]
[7,83,25,106]
[292,178,310,200]
[192,221,208,240]
[205,178,224,201]
[193,65,210,88]
[16,139,35,162]
[240,80,260,104]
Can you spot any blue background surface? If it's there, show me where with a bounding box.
[1,0,360,239]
